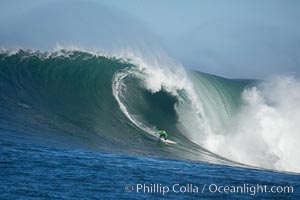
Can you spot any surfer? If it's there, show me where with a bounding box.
[158,130,168,140]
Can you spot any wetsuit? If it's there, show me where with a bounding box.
[158,130,168,140]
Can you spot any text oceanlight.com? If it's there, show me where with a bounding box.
[124,183,294,196]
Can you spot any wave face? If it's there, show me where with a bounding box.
[0,49,299,173]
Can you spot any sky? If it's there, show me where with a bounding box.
[0,0,300,78]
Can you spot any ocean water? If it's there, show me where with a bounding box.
[1,138,299,199]
[0,50,299,199]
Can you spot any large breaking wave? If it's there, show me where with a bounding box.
[0,49,299,173]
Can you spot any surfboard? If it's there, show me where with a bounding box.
[159,138,177,144]
[154,132,177,144]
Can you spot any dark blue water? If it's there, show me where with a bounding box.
[1,137,299,200]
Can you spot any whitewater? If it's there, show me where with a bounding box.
[0,48,299,174]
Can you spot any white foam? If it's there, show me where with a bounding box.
[206,76,300,172]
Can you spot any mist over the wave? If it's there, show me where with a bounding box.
[1,0,300,79]
[101,0,300,79]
